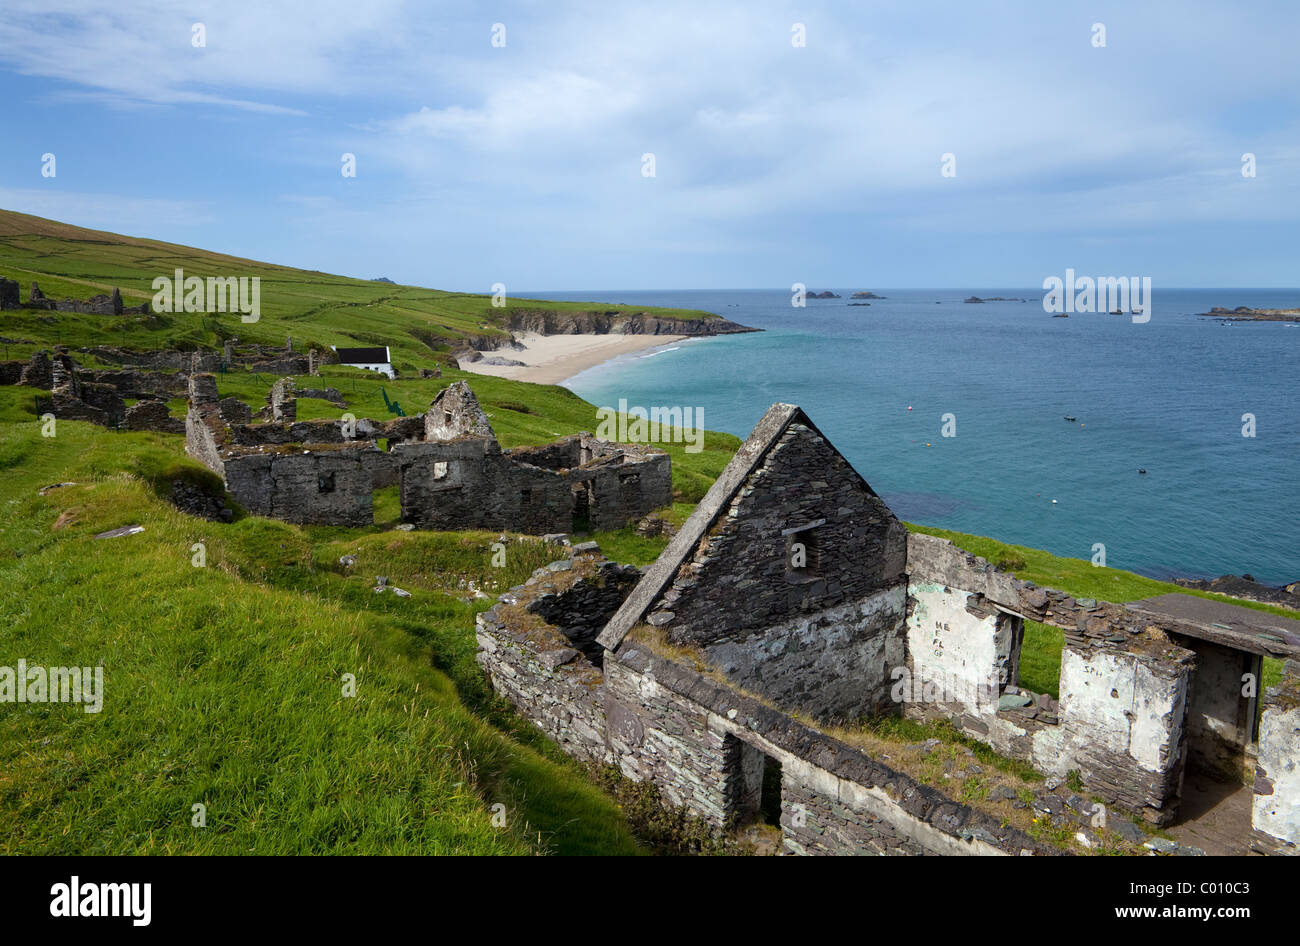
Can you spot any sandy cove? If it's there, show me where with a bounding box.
[458,332,687,386]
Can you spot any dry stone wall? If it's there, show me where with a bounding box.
[603,646,1051,855]
[184,376,670,533]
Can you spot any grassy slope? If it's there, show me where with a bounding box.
[0,417,658,854]
[2,210,1294,853]
[0,208,720,370]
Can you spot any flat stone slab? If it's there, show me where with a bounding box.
[93,525,144,539]
[1126,593,1300,659]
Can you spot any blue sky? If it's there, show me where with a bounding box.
[1,0,1297,290]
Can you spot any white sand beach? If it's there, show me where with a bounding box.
[458,332,687,386]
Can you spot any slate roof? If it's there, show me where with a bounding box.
[1126,593,1300,659]
[334,346,390,363]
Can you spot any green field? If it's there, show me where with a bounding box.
[0,209,721,371]
[1,210,1293,854]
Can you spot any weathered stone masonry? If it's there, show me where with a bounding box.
[477,401,1300,855]
[477,551,1050,855]
[185,378,672,532]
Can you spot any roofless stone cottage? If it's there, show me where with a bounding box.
[477,402,1300,855]
[185,378,671,533]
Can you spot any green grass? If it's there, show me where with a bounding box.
[1018,621,1065,699]
[0,419,649,855]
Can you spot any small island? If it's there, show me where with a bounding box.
[851,291,886,299]
[806,290,840,299]
[965,295,1029,303]
[1199,306,1300,322]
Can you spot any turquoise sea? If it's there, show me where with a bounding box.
[530,288,1299,586]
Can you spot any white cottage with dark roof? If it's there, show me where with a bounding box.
[331,344,393,378]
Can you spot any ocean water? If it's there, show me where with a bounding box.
[528,288,1299,586]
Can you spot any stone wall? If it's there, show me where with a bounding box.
[779,771,928,855]
[700,586,907,720]
[185,374,230,475]
[269,377,296,422]
[397,438,568,532]
[651,422,908,647]
[1251,661,1300,854]
[223,446,382,526]
[1180,639,1260,782]
[603,646,1052,855]
[904,536,1197,824]
[425,380,496,441]
[577,444,674,533]
[474,548,639,764]
[0,277,19,309]
[123,398,185,434]
[1057,643,1191,822]
[476,608,613,765]
[80,344,314,376]
[524,555,641,662]
[394,434,671,535]
[905,581,1019,715]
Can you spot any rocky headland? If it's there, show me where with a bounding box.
[1173,573,1300,610]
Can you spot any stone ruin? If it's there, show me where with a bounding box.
[476,402,1300,856]
[0,278,19,310]
[82,341,319,377]
[0,348,188,433]
[0,338,331,435]
[184,378,673,532]
[20,281,149,315]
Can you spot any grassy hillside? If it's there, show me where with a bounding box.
[0,210,739,855]
[0,353,738,854]
[0,209,722,369]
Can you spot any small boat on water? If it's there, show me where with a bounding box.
[1064,415,1076,422]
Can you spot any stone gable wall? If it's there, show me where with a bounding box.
[425,380,497,442]
[648,423,907,647]
[699,586,907,720]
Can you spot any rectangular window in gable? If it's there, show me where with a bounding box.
[785,526,820,581]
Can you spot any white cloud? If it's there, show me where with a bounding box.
[2,0,1298,286]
